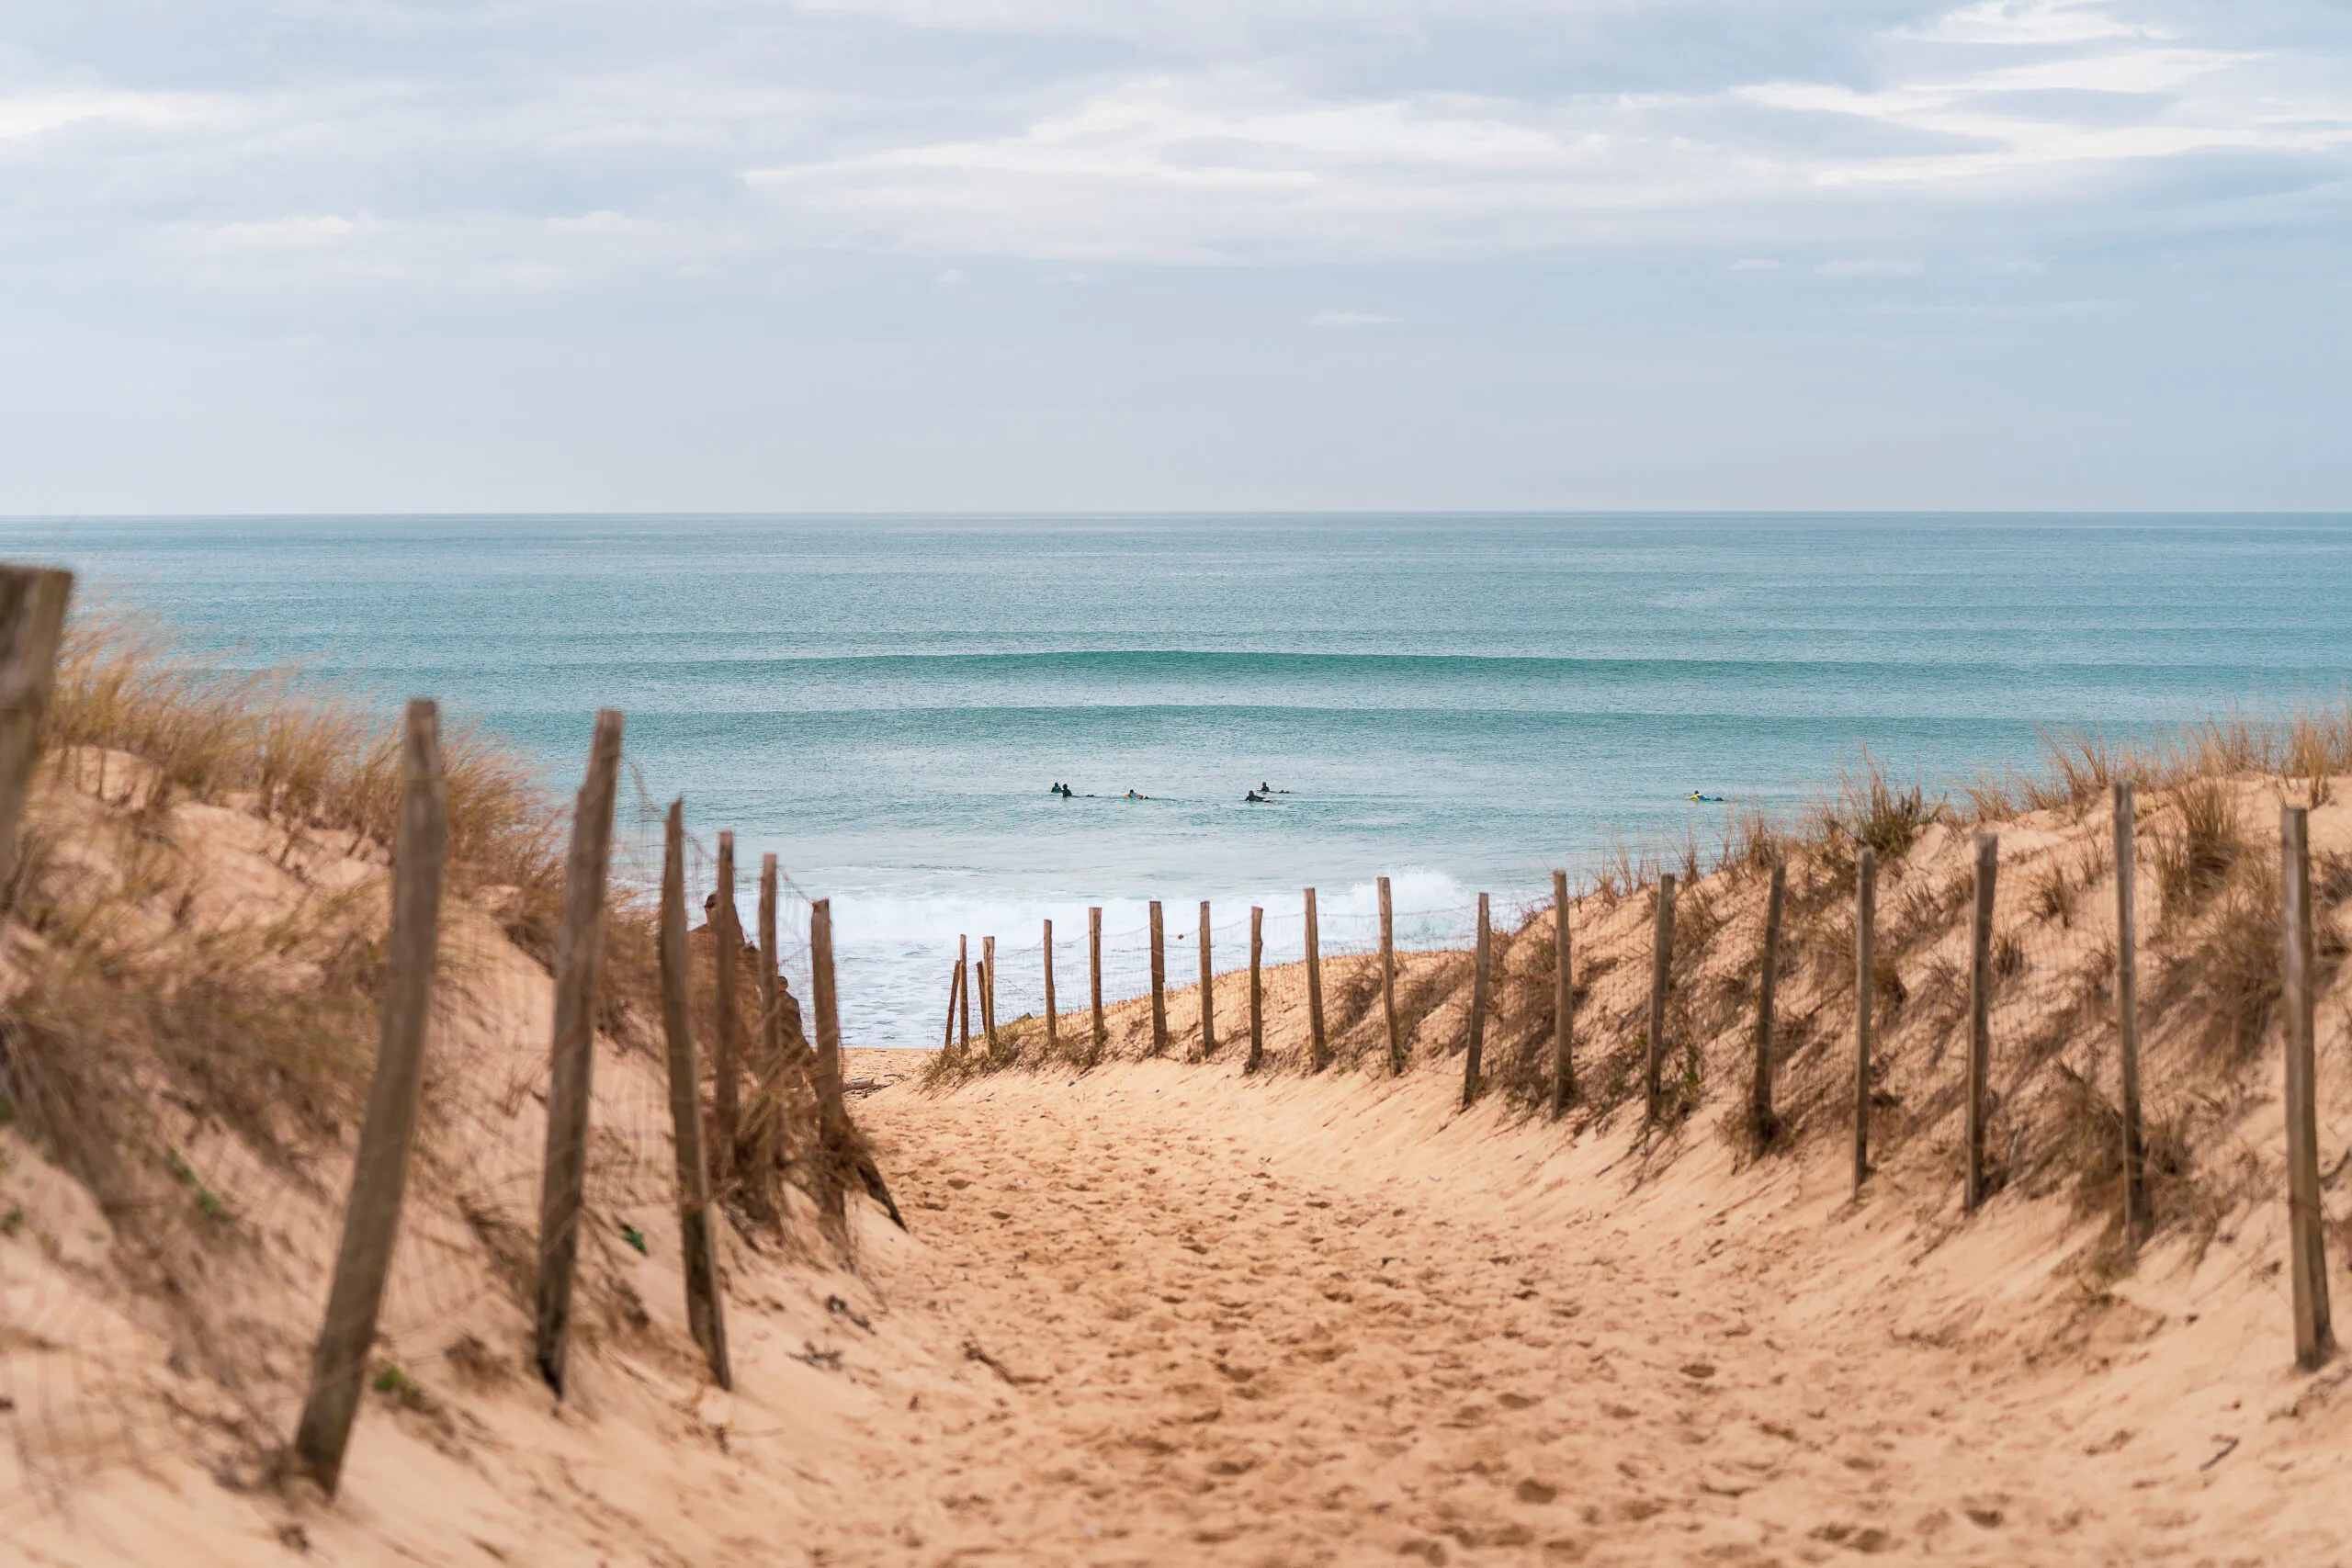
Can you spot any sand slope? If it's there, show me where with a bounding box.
[840,1054,2351,1565]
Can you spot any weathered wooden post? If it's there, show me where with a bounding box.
[1088,907,1104,1067]
[941,951,962,1055]
[810,898,852,1218]
[982,934,999,1058]
[1853,845,1876,1195]
[1148,901,1169,1055]
[2114,782,2146,1246]
[1965,833,1997,1215]
[1750,858,1786,1147]
[1247,906,1265,1073]
[1464,892,1491,1109]
[294,699,447,1494]
[658,800,729,1388]
[1551,869,1572,1117]
[1305,887,1328,1069]
[1379,875,1403,1075]
[955,934,970,1059]
[2283,805,2335,1370]
[0,565,72,897]
[1043,918,1059,1059]
[1197,900,1216,1056]
[1645,874,1677,1123]
[713,831,742,1175]
[534,708,625,1398]
[758,853,783,1076]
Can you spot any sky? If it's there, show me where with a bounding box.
[3,0,2350,513]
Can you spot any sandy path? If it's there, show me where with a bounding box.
[817,1058,2330,1567]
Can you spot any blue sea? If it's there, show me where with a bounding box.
[4,513,2347,1044]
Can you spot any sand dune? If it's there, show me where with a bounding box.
[831,1051,2350,1564]
[10,745,2352,1564]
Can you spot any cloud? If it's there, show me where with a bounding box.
[1309,310,1392,326]
[937,267,966,284]
[1816,257,1927,276]
[4,1,2352,284]
[199,214,376,252]
[1726,258,1787,270]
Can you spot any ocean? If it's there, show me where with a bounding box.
[4,513,2347,1044]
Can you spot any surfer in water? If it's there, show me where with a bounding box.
[1687,791,1725,803]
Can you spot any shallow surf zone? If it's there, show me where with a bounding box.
[841,1054,2350,1565]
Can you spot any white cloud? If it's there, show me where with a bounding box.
[6,0,2352,281]
[1726,258,1787,271]
[1816,257,1926,276]
[200,214,377,252]
[937,267,966,284]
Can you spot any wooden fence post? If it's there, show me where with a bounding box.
[758,852,782,1076]
[941,951,962,1055]
[1853,845,1876,1195]
[1464,893,1491,1109]
[982,934,999,1058]
[1043,918,1059,1059]
[534,708,625,1398]
[0,565,72,897]
[956,934,970,1059]
[1148,901,1168,1055]
[1305,887,1328,1070]
[1248,906,1265,1073]
[293,699,447,1494]
[658,800,729,1389]
[1198,900,1216,1056]
[1088,907,1104,1067]
[1645,874,1677,1123]
[1965,832,1997,1215]
[2283,805,2335,1370]
[1551,869,1572,1117]
[1750,858,1785,1147]
[2114,782,2146,1246]
[810,898,851,1218]
[713,831,741,1176]
[1379,876,1403,1075]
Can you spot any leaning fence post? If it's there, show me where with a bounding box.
[956,933,971,1059]
[658,800,729,1388]
[1043,918,1059,1059]
[0,565,72,897]
[1464,893,1491,1109]
[1088,907,1104,1067]
[1148,901,1168,1055]
[2283,805,2335,1370]
[534,708,625,1398]
[294,699,447,1494]
[1750,858,1785,1148]
[810,898,852,1218]
[941,951,962,1055]
[982,934,999,1058]
[1853,845,1876,1195]
[1551,869,1572,1117]
[713,831,742,1176]
[1248,906,1265,1073]
[1379,876,1403,1075]
[1645,874,1677,1123]
[1305,887,1328,1069]
[2114,782,2146,1246]
[1965,832,1997,1215]
[1197,900,1216,1056]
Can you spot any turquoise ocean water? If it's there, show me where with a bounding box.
[3,513,2347,1044]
